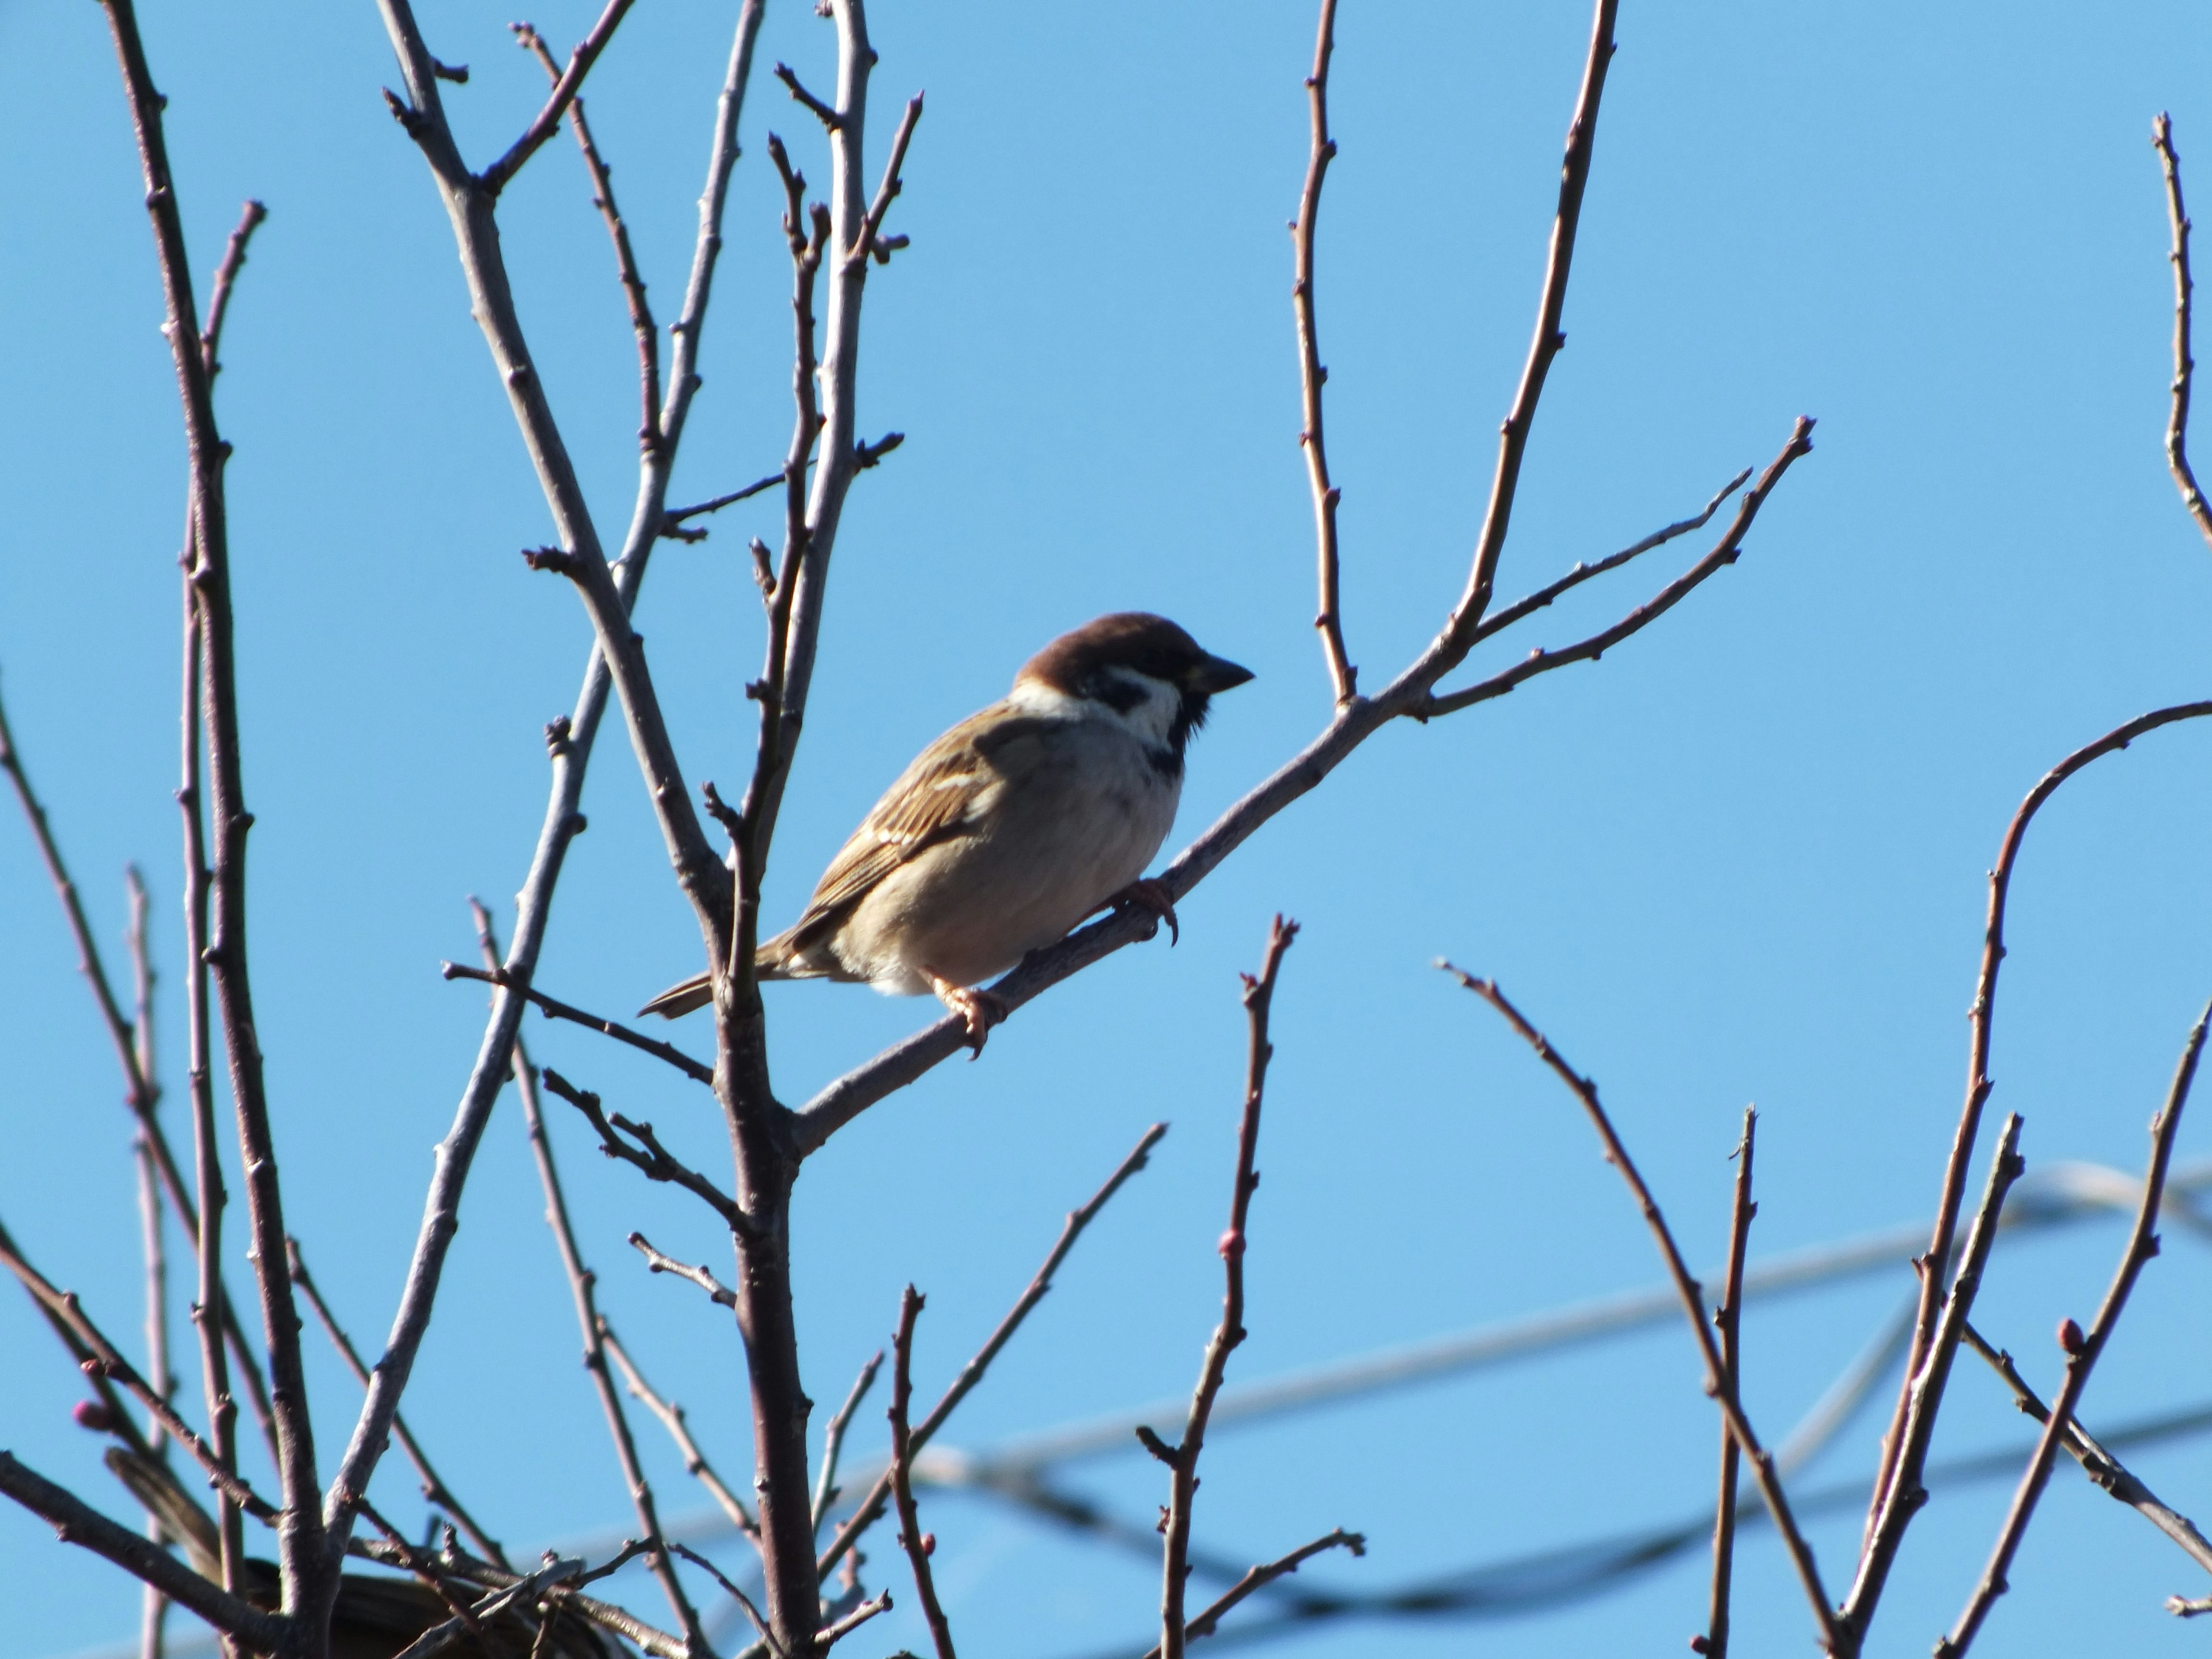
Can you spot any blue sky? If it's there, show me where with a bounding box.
[5,2,2212,1655]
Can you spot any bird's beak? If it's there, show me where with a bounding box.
[1192,654,1255,693]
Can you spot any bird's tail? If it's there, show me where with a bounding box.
[638,934,811,1018]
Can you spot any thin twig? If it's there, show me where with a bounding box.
[0,1223,274,1521]
[340,0,763,1563]
[815,1589,892,1650]
[1443,968,1841,1651]
[1851,700,2212,1633]
[1158,919,1297,1659]
[813,1351,882,1537]
[630,1231,737,1308]
[1140,1528,1365,1657]
[600,1328,760,1540]
[1700,1108,1757,1659]
[199,200,267,381]
[441,960,715,1085]
[1471,465,1752,647]
[480,906,730,1642]
[478,0,638,198]
[541,1067,751,1237]
[851,94,923,272]
[1937,1001,2209,1656]
[389,1554,586,1659]
[671,1542,774,1655]
[2154,115,2212,552]
[0,1451,285,1648]
[514,22,660,448]
[663,469,788,540]
[101,0,322,1596]
[124,863,172,1659]
[285,1236,508,1566]
[354,1534,691,1659]
[0,671,275,1461]
[773,62,842,129]
[1421,421,1813,718]
[891,1287,958,1659]
[1960,1322,2212,1592]
[817,1121,1169,1580]
[1291,0,1355,703]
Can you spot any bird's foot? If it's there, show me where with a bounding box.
[926,972,1007,1058]
[1109,877,1180,945]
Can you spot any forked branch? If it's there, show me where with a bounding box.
[1444,968,1840,1651]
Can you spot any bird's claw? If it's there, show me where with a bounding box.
[927,973,1007,1058]
[1111,877,1180,946]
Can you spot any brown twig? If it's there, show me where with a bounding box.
[1471,466,1752,647]
[1155,918,1297,1659]
[478,0,638,198]
[813,1351,882,1537]
[629,1231,737,1308]
[199,200,267,381]
[1937,1002,2209,1656]
[1842,1116,2026,1644]
[2154,115,2212,552]
[851,94,923,272]
[285,1237,507,1566]
[1443,968,1841,1650]
[343,0,764,1571]
[0,1452,285,1648]
[352,1534,693,1659]
[600,1328,760,1540]
[1291,0,1354,703]
[1700,1108,1758,1659]
[662,469,789,541]
[819,1121,1168,1579]
[891,1287,958,1659]
[670,1542,776,1654]
[1139,1527,1365,1657]
[0,1222,273,1521]
[540,1066,751,1237]
[0,669,275,1465]
[1960,1322,2212,1592]
[1851,699,2212,1632]
[99,0,323,1603]
[514,21,660,449]
[815,1589,892,1649]
[388,1553,586,1659]
[441,959,715,1085]
[1421,420,1813,718]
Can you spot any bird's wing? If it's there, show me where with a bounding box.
[775,703,1050,955]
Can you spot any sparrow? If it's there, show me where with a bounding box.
[640,611,1253,1050]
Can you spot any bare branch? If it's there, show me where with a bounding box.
[813,1351,882,1538]
[441,959,715,1086]
[773,62,842,130]
[1702,1108,1758,1659]
[388,1553,586,1659]
[335,0,766,1564]
[199,200,267,380]
[630,1231,737,1309]
[0,1218,274,1521]
[1842,1116,2025,1640]
[285,1237,507,1566]
[815,1589,892,1650]
[514,21,660,447]
[1443,968,1840,1650]
[1421,420,1813,718]
[891,1287,958,1659]
[671,1542,775,1654]
[1960,1322,2212,1591]
[663,469,788,540]
[478,0,638,199]
[1937,1002,2209,1656]
[852,94,923,271]
[819,1121,1168,1578]
[601,1328,760,1541]
[1436,0,1619,644]
[1854,698,2212,1621]
[0,1452,286,1648]
[2154,115,2212,552]
[1291,0,1355,703]
[1471,465,1752,646]
[1139,1527,1365,1657]
[1158,919,1297,1659]
[541,1067,751,1238]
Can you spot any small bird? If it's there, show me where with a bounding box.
[641,612,1253,1049]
